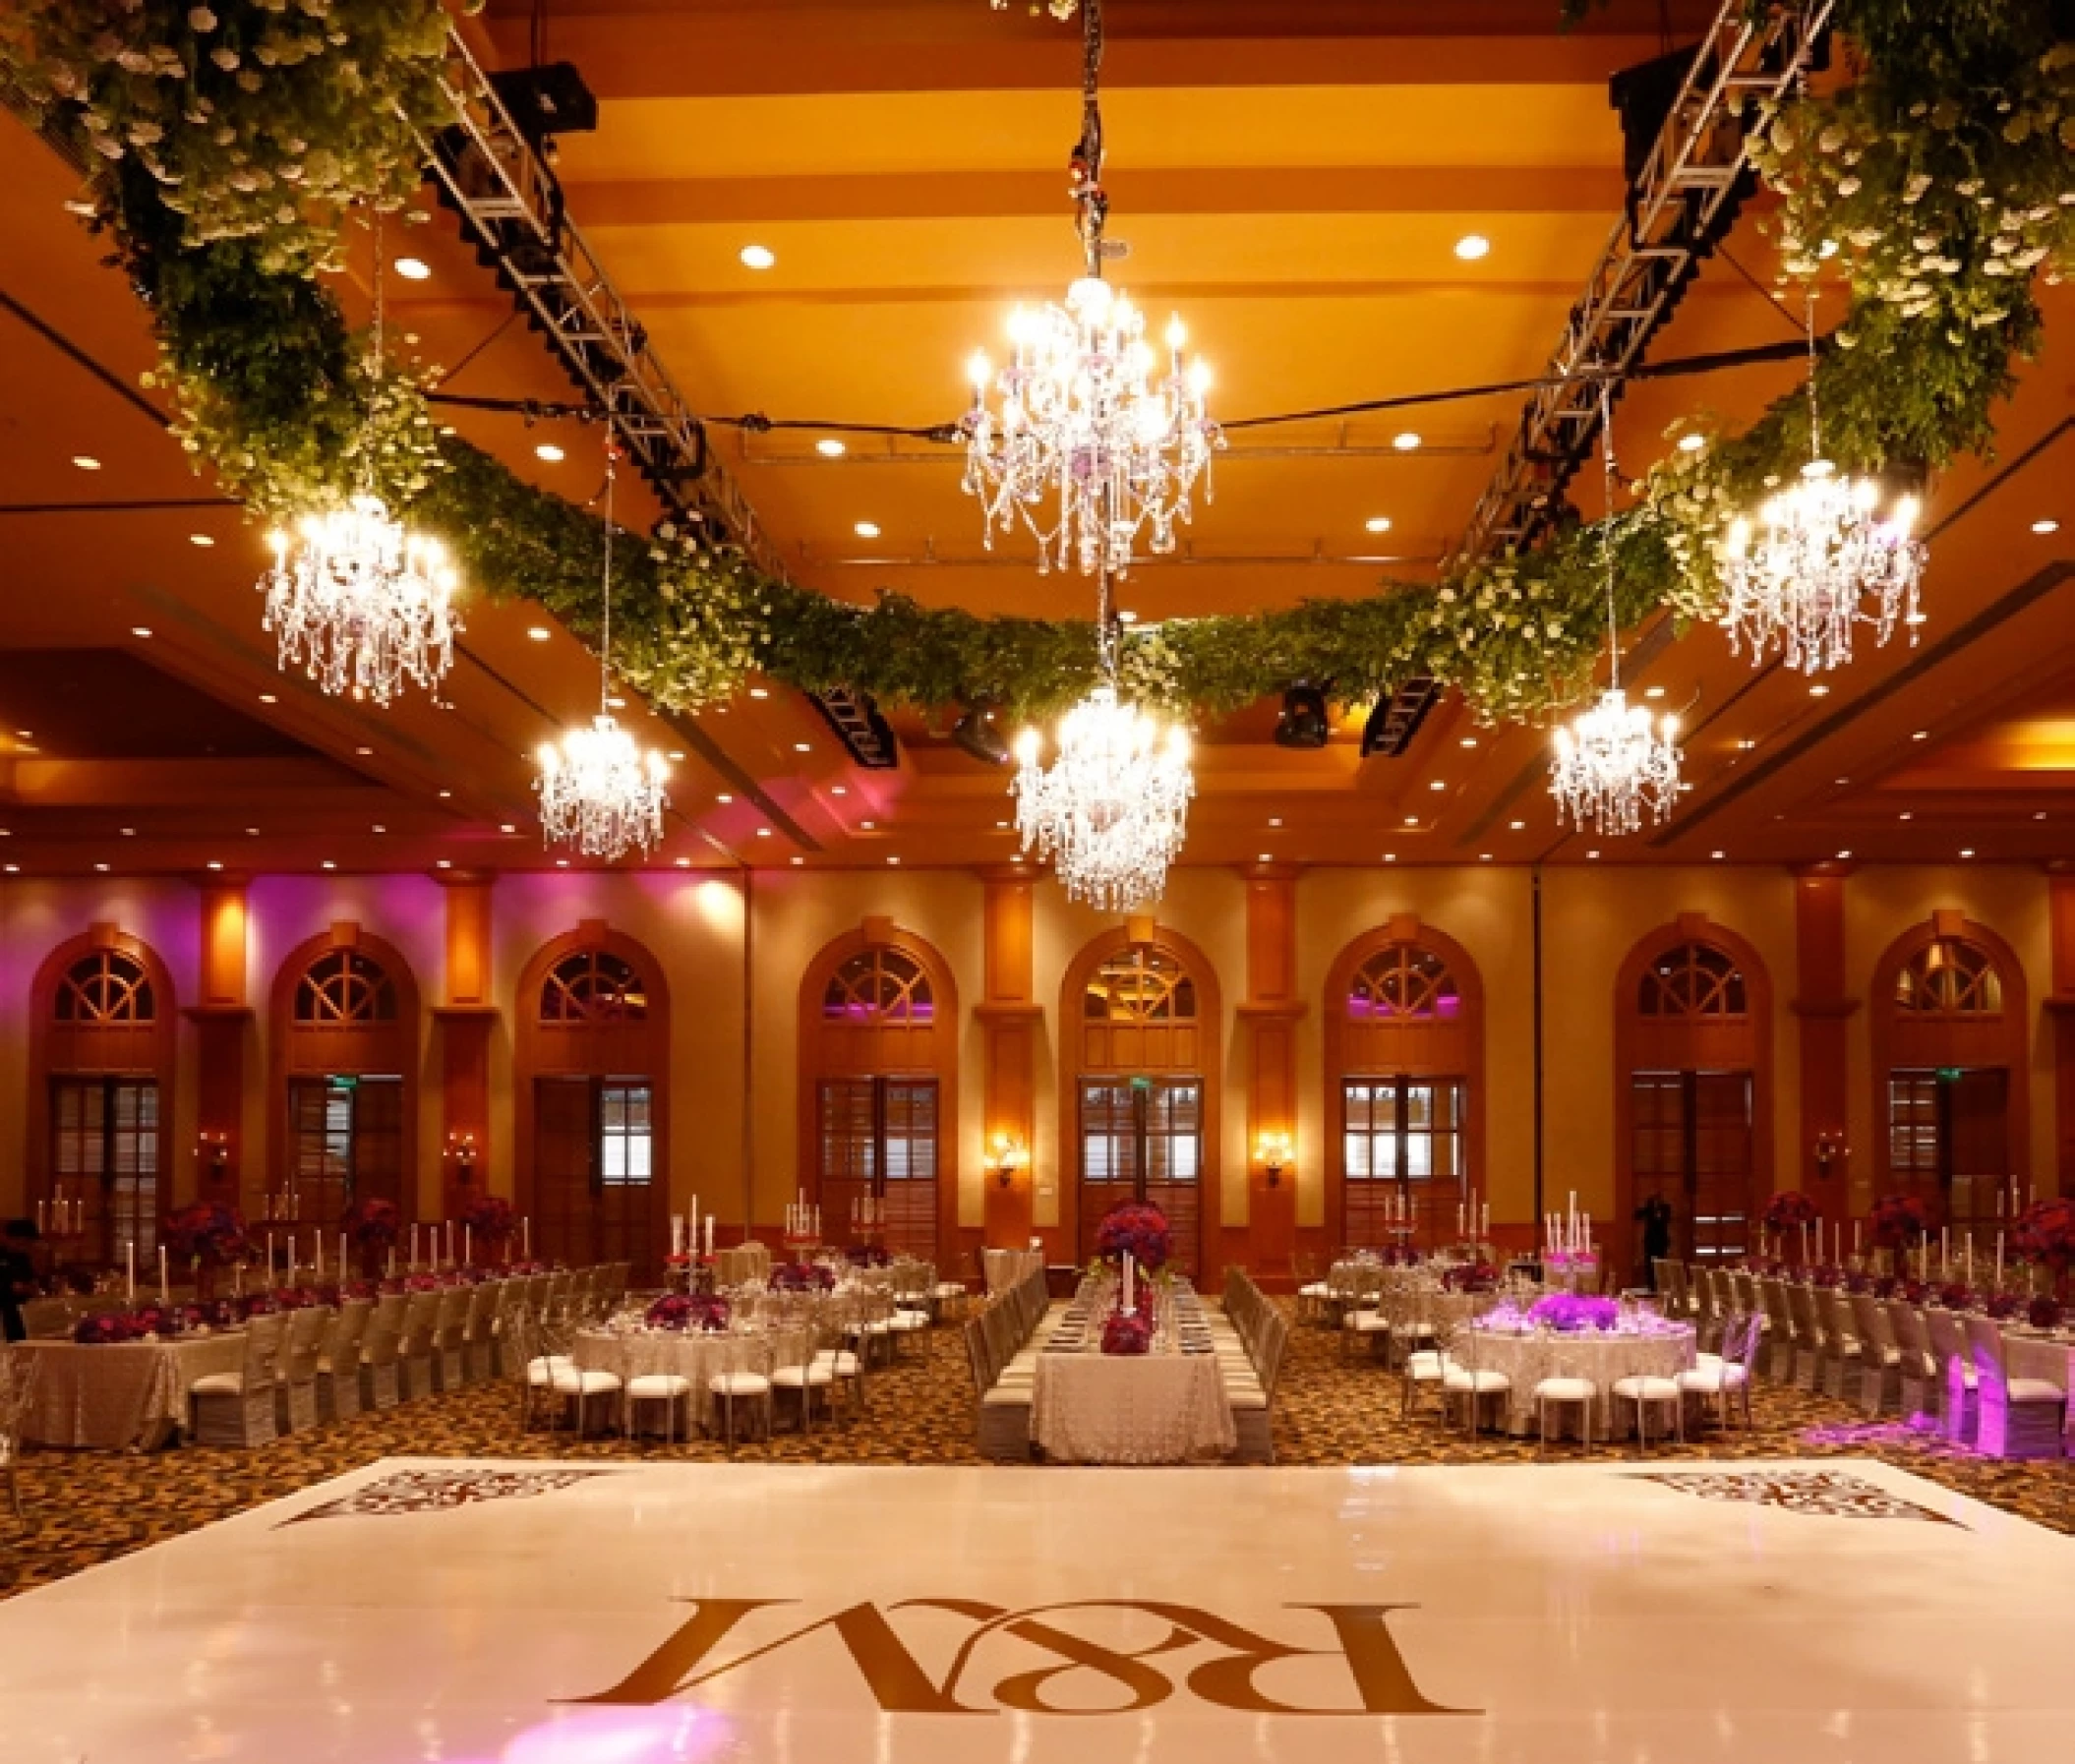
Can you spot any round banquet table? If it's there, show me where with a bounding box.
[572,1325,813,1434]
[19,1332,248,1450]
[1459,1323,1696,1438]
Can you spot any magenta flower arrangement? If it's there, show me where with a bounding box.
[1935,1282,1976,1312]
[1527,1292,1620,1333]
[1762,1192,1819,1232]
[1101,1309,1154,1356]
[1095,1203,1172,1272]
[461,1193,515,1244]
[1899,1277,1930,1305]
[161,1202,251,1268]
[2028,1295,2063,1331]
[1868,1193,1931,1250]
[771,1261,837,1293]
[1985,1291,2024,1321]
[1442,1262,1500,1293]
[73,1311,148,1344]
[1809,1263,1845,1289]
[343,1197,402,1251]
[2015,1199,2075,1277]
[645,1293,693,1330]
[1382,1243,1426,1267]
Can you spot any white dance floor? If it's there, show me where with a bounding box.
[4,1455,2070,1762]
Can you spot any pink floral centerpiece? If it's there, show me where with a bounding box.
[160,1202,250,1299]
[1095,1203,1172,1272]
[461,1193,515,1261]
[343,1197,402,1278]
[2015,1198,2075,1299]
[1100,1308,1153,1355]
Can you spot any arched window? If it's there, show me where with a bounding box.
[802,929,957,1266]
[541,949,648,1023]
[54,950,156,1025]
[293,949,396,1024]
[1894,937,2002,1016]
[1326,925,1482,1253]
[1616,921,1771,1276]
[1064,932,1220,1281]
[33,930,176,1265]
[1639,943,1748,1018]
[1873,918,2026,1235]
[518,927,670,1280]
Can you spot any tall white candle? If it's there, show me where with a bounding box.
[316,1232,324,1278]
[704,1214,714,1256]
[464,1224,471,1265]
[158,1246,168,1306]
[126,1239,136,1304]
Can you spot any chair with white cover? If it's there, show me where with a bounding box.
[1883,1300,1938,1422]
[1848,1292,1904,1417]
[1964,1316,2066,1460]
[526,1316,621,1436]
[1399,1301,1451,1419]
[708,1333,774,1450]
[621,1339,694,1443]
[1921,1307,1979,1445]
[1678,1312,1758,1431]
[1,1345,39,1524]
[1611,1358,1685,1455]
[1337,1264,1385,1358]
[1530,1337,1599,1456]
[1442,1323,1512,1439]
[191,1313,286,1446]
[274,1304,330,1434]
[358,1293,407,1410]
[1293,1253,1331,1325]
[317,1299,373,1422]
[396,1290,442,1400]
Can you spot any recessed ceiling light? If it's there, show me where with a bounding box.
[1429,780,1446,792]
[995,819,1010,830]
[1393,432,1422,451]
[853,521,881,540]
[1510,819,1525,831]
[1453,233,1491,261]
[258,692,277,704]
[355,745,374,756]
[1402,814,1419,826]
[556,858,569,868]
[667,750,685,762]
[887,854,901,865]
[740,243,776,270]
[435,858,451,870]
[1711,850,1726,860]
[791,855,804,866]
[754,827,772,839]
[1678,433,1707,454]
[437,789,451,799]
[1959,848,1975,858]
[1912,729,1929,740]
[94,862,110,873]
[748,686,770,700]
[1643,685,1665,699]
[1459,736,1479,750]
[860,819,877,830]
[1479,853,1493,861]
[535,442,564,463]
[1737,738,1756,751]
[2034,811,2047,821]
[1115,609,1139,624]
[1258,853,1273,863]
[1364,516,1393,534]
[606,694,625,709]
[119,827,136,838]
[1835,777,1850,787]
[1586,850,1601,860]
[371,824,385,834]
[189,532,215,548]
[3,864,16,874]
[527,626,552,642]
[716,793,734,805]
[1836,850,1852,860]
[1898,811,1913,821]
[321,860,335,871]
[1268,816,1282,828]
[2031,518,2059,535]
[392,256,432,281]
[675,856,691,868]
[815,439,846,458]
[245,827,259,836]
[1383,853,1397,863]
[1808,683,1830,697]
[13,731,29,740]
[131,626,152,639]
[794,741,811,753]
[501,823,517,834]
[830,785,847,796]
[72,455,100,471]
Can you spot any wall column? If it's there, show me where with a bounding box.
[2048,863,2075,1197]
[1792,864,1859,1222]
[434,870,499,1226]
[978,866,1041,1253]
[1239,864,1304,1285]
[185,875,252,1209]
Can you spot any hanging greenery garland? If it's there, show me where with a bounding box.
[2,1,2067,729]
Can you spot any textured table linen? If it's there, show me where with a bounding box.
[20,1333,246,1449]
[572,1325,812,1433]
[713,1245,771,1287]
[1032,1350,1235,1464]
[1462,1323,1696,1437]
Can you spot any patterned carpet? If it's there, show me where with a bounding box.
[5,1304,2071,1600]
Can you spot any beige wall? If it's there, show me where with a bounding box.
[0,862,2062,1237]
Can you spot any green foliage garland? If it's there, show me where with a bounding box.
[3,1,2067,728]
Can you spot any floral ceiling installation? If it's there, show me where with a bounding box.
[0,2,2067,731]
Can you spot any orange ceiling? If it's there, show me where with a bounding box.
[0,0,2067,882]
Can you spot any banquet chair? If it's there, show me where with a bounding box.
[931,1264,973,1324]
[317,1299,373,1423]
[1963,1317,2067,1460]
[1293,1253,1330,1325]
[1399,1301,1451,1419]
[1531,1341,1600,1457]
[397,1291,443,1401]
[358,1293,407,1410]
[432,1287,471,1391]
[1612,1352,1686,1456]
[1813,1288,1863,1402]
[1782,1283,1824,1390]
[813,1324,868,1425]
[1921,1309,1979,1445]
[526,1316,621,1437]
[1690,1267,1722,1352]
[621,1340,694,1444]
[274,1304,330,1435]
[460,1282,501,1383]
[1678,1312,1758,1432]
[1442,1324,1512,1439]
[708,1334,774,1452]
[0,1345,38,1524]
[489,1279,528,1380]
[1848,1293,1904,1417]
[190,1312,286,1447]
[772,1329,836,1434]
[1883,1301,1939,1422]
[542,1272,574,1324]
[850,1291,898,1372]
[1755,1278,1794,1381]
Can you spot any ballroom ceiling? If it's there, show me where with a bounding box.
[0,0,2067,881]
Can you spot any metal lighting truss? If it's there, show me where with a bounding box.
[1452,0,1835,566]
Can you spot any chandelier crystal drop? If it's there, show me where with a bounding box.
[960,0,1221,578]
[1013,683,1194,912]
[257,217,460,703]
[1719,461,1924,674]
[261,497,459,705]
[1549,376,1683,837]
[1717,285,1927,675]
[534,426,669,862]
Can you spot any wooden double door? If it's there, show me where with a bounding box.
[1887,1065,2011,1231]
[816,1075,941,1264]
[49,1075,160,1263]
[534,1076,660,1279]
[1630,1069,1754,1271]
[1077,1076,1203,1279]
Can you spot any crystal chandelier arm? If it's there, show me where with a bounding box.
[1072,0,1107,278]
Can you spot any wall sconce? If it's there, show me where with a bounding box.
[197,1130,232,1183]
[1256,1130,1293,1189]
[444,1130,480,1186]
[1812,1131,1848,1181]
[986,1133,1028,1190]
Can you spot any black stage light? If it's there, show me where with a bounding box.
[952,703,1012,766]
[1275,683,1332,750]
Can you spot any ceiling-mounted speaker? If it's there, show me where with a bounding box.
[1274,683,1332,750]
[952,703,1012,767]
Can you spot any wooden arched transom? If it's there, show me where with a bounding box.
[1061,928,1221,1280]
[1871,914,2029,1232]
[800,924,958,1265]
[1614,917,1773,1278]
[268,925,420,1239]
[516,924,671,1279]
[29,926,178,1264]
[1324,920,1484,1253]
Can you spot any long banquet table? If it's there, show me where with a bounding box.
[19,1333,246,1450]
[1030,1279,1236,1464]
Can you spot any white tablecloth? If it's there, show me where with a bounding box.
[1032,1350,1235,1464]
[20,1333,247,1449]
[713,1244,771,1287]
[1461,1324,1696,1437]
[983,1249,1044,1296]
[572,1326,812,1433]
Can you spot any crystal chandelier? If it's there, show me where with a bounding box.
[259,218,460,703]
[1550,381,1683,837]
[535,428,669,861]
[1718,289,1925,674]
[961,0,1222,578]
